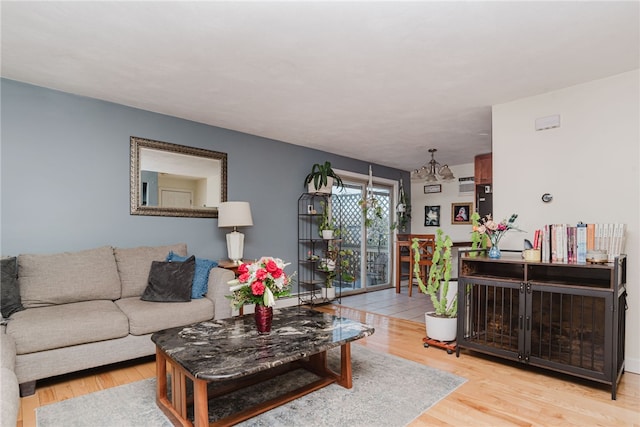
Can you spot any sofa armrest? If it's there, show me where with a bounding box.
[206,267,235,320]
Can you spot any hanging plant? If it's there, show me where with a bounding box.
[359,196,383,228]
[394,178,410,232]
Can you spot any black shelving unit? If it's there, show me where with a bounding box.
[298,192,342,305]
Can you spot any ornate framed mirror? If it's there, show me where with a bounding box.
[130,136,227,218]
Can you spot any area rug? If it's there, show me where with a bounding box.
[36,344,466,427]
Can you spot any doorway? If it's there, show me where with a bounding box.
[334,175,396,295]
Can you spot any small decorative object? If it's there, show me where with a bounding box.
[451,202,472,225]
[424,205,440,226]
[226,257,294,334]
[423,184,442,194]
[473,213,524,259]
[488,246,501,259]
[254,305,273,334]
[523,249,541,262]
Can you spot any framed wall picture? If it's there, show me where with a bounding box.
[424,205,440,226]
[424,184,442,194]
[451,202,472,224]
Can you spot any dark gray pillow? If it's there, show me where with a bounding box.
[1,257,24,318]
[141,255,195,302]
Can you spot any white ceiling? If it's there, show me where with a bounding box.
[2,1,638,171]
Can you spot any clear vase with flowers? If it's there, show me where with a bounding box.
[472,214,524,259]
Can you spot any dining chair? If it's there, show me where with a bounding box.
[408,234,436,297]
[395,234,411,293]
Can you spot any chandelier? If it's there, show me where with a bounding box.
[412,148,455,182]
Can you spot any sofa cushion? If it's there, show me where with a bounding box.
[141,256,195,303]
[1,257,24,318]
[115,243,188,298]
[166,251,218,299]
[6,300,129,354]
[18,246,121,309]
[115,296,214,335]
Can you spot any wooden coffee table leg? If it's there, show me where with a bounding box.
[193,378,209,427]
[155,347,194,427]
[337,342,353,389]
[156,348,168,404]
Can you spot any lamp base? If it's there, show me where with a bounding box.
[226,230,245,264]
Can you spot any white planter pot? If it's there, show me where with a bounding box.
[424,312,457,342]
[321,230,334,240]
[320,258,336,271]
[307,177,334,194]
[321,287,336,300]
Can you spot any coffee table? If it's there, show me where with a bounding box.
[151,306,375,427]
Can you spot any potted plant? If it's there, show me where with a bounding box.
[317,200,339,239]
[319,245,354,299]
[304,161,344,194]
[320,243,338,299]
[413,229,458,342]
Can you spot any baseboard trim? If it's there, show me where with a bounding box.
[625,357,639,374]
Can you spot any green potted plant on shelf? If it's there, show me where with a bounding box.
[304,161,344,194]
[413,228,458,342]
[317,200,339,239]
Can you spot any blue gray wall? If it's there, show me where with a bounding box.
[1,79,410,280]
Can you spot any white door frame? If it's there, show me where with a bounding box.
[335,169,399,291]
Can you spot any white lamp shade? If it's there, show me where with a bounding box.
[218,201,253,228]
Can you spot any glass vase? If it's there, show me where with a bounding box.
[254,305,273,334]
[488,245,501,259]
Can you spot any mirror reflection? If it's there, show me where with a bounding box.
[130,137,227,218]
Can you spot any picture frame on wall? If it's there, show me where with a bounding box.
[451,202,473,224]
[424,205,440,226]
[424,184,442,194]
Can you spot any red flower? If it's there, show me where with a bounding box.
[256,268,268,281]
[265,260,279,273]
[238,272,251,283]
[271,268,283,278]
[251,281,265,296]
[237,263,249,275]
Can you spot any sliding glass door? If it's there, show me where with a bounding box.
[334,180,393,294]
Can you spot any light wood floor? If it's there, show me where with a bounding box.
[18,287,640,427]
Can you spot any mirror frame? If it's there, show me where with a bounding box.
[130,136,227,218]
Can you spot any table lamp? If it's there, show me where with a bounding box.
[218,201,253,264]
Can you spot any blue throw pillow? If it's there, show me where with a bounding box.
[166,251,218,299]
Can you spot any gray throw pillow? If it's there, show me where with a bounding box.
[1,257,24,318]
[141,255,195,302]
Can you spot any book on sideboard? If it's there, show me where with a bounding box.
[533,223,626,263]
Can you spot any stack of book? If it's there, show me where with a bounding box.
[532,223,626,263]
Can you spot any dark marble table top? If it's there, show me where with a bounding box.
[151,306,375,381]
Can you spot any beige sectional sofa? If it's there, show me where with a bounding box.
[1,327,19,427]
[3,243,235,404]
